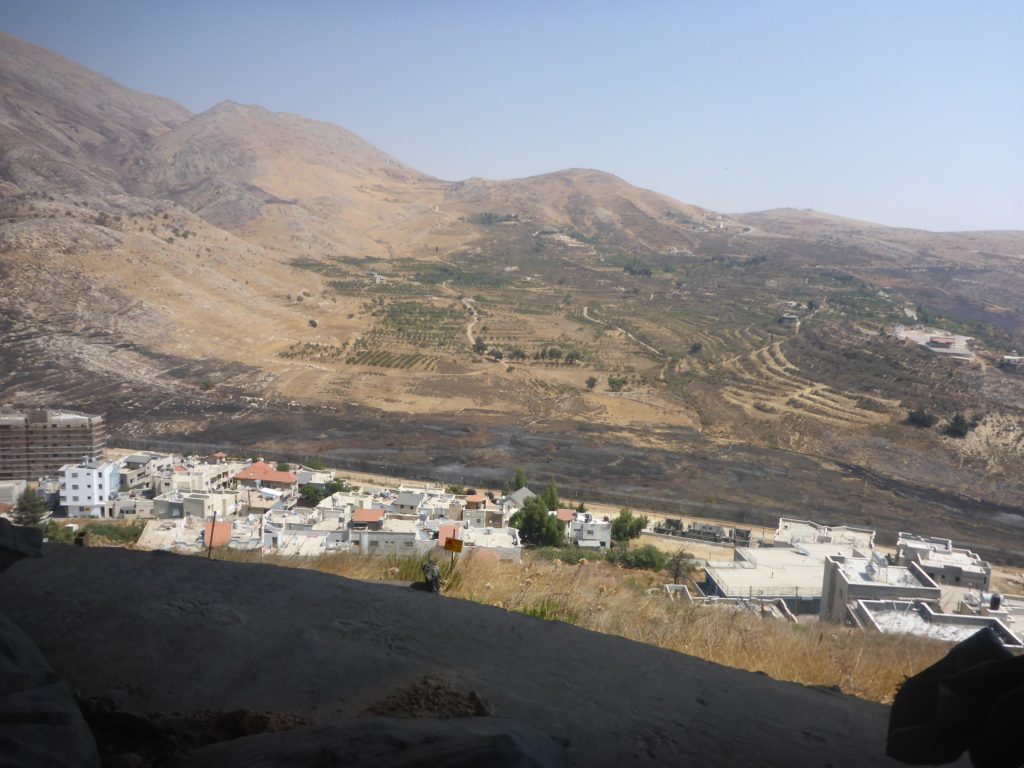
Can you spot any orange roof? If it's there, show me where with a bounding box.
[465,494,487,503]
[0,502,11,516]
[233,461,298,484]
[352,508,385,523]
[203,520,232,548]
[556,509,575,522]
[173,466,188,473]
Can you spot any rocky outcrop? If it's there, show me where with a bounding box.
[0,546,971,767]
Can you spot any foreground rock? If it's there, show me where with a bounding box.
[0,547,970,767]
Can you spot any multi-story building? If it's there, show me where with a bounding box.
[0,407,106,480]
[59,459,121,517]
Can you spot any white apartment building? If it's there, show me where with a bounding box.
[60,459,121,517]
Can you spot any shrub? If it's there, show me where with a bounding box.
[607,544,668,572]
[906,408,938,428]
[83,523,144,545]
[943,412,974,438]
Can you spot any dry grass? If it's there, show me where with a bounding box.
[209,548,952,704]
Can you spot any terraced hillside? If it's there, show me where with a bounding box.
[2,33,1024,559]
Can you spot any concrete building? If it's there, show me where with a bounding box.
[896,532,991,591]
[0,407,106,480]
[120,452,177,492]
[566,512,612,549]
[852,599,1022,647]
[232,461,298,495]
[155,459,241,494]
[0,479,27,505]
[391,492,426,517]
[703,544,852,614]
[775,518,875,550]
[59,459,121,517]
[820,553,941,623]
[153,490,240,520]
[295,467,335,487]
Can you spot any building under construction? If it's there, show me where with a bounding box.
[0,407,107,481]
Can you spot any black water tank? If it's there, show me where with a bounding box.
[990,593,1002,610]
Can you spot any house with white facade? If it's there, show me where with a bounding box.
[60,459,121,517]
[120,452,177,492]
[565,511,613,549]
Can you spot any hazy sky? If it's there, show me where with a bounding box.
[4,1,1022,231]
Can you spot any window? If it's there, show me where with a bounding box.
[72,484,79,490]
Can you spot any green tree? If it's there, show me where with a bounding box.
[306,456,327,470]
[540,479,559,511]
[474,336,487,354]
[611,507,648,542]
[585,376,598,391]
[13,490,47,527]
[512,468,528,491]
[667,550,698,583]
[323,479,351,495]
[607,376,627,392]
[509,496,565,547]
[276,462,291,472]
[576,501,588,514]
[300,485,327,506]
[446,484,467,495]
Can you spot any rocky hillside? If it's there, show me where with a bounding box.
[2,32,1024,558]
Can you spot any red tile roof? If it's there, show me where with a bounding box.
[233,461,298,485]
[352,508,385,523]
[465,494,487,503]
[556,509,575,522]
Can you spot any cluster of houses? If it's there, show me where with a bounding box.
[677,517,1022,648]
[19,450,623,564]
[4,428,1022,650]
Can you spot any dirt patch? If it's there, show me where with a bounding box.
[78,697,314,767]
[359,675,493,720]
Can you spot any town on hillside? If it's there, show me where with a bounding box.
[2,406,1022,650]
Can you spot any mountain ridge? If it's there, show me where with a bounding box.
[2,32,1024,562]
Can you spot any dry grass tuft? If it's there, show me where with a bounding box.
[210,548,951,703]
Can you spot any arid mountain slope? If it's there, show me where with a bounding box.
[2,33,1024,558]
[0,32,189,196]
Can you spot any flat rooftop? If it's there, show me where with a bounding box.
[705,546,858,598]
[775,518,875,548]
[837,557,924,588]
[859,600,1022,647]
